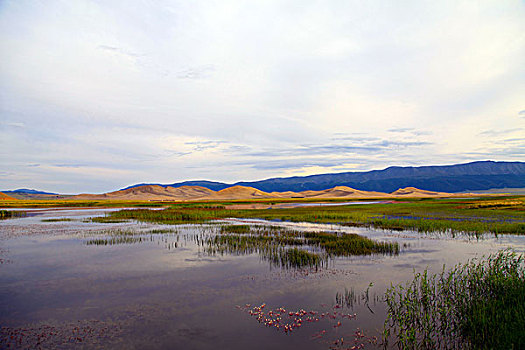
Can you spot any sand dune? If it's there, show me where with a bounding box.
[72,184,461,201]
[390,187,449,197]
[300,186,389,198]
[0,192,17,200]
[207,186,273,199]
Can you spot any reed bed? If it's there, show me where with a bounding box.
[383,250,525,349]
[203,225,398,269]
[41,218,75,222]
[83,227,179,246]
[0,210,25,219]
[91,196,525,236]
[220,224,251,234]
[86,237,146,245]
[94,208,241,224]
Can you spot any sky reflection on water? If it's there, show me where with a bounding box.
[1,208,524,349]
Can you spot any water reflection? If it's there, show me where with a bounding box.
[0,208,524,349]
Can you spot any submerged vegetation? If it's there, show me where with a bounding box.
[383,250,525,349]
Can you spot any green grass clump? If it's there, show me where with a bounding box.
[87,217,129,223]
[0,210,14,219]
[41,218,75,222]
[204,226,397,269]
[86,237,145,245]
[302,231,399,256]
[96,208,239,224]
[220,224,252,234]
[0,210,25,219]
[383,250,525,349]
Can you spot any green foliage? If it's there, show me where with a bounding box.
[0,210,25,219]
[41,218,75,222]
[383,250,525,349]
[204,226,398,269]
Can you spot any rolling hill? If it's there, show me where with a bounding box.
[73,184,467,201]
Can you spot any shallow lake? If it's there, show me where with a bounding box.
[1,208,524,349]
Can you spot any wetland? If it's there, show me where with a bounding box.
[1,197,524,349]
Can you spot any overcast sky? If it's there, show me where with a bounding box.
[1,0,524,193]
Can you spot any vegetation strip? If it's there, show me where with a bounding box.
[88,196,525,236]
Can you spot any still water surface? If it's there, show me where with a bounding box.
[1,208,524,349]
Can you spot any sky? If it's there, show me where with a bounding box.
[1,0,524,193]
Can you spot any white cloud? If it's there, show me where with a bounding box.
[0,0,524,192]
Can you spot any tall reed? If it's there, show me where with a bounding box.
[383,250,525,349]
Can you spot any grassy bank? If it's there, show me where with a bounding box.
[383,250,525,349]
[89,196,525,236]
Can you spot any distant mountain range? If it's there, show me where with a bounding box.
[123,161,525,194]
[3,188,58,195]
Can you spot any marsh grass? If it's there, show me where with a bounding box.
[86,237,146,245]
[93,208,239,224]
[383,250,525,349]
[89,196,525,236]
[86,217,129,223]
[220,224,251,234]
[41,218,75,222]
[83,228,179,246]
[0,210,25,219]
[204,225,398,268]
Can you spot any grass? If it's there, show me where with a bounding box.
[83,228,179,246]
[91,208,238,224]
[383,250,525,349]
[85,237,146,245]
[302,231,399,256]
[0,210,18,219]
[220,224,252,234]
[203,225,398,268]
[84,196,525,236]
[41,218,75,222]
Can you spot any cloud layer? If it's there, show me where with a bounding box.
[1,0,524,193]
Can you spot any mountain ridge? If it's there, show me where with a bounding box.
[121,160,525,193]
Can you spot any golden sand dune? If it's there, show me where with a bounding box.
[73,184,459,201]
[207,186,273,199]
[0,192,17,200]
[76,185,215,201]
[300,186,389,198]
[390,187,448,197]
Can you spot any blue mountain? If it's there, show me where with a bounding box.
[3,188,58,195]
[122,160,525,193]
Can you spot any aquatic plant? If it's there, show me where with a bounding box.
[0,210,25,219]
[203,227,397,269]
[383,250,525,349]
[219,224,251,234]
[86,237,146,245]
[41,218,75,222]
[302,231,399,256]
